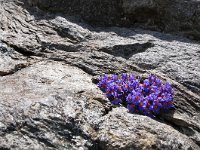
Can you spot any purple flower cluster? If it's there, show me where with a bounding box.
[97,74,175,117]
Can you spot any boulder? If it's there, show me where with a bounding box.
[26,0,200,40]
[0,0,199,149]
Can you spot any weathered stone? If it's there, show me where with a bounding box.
[0,0,199,149]
[25,0,200,40]
[97,107,199,150]
[0,41,33,76]
[0,60,109,149]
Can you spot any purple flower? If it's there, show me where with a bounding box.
[97,74,175,117]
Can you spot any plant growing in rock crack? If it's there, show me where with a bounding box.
[97,73,175,117]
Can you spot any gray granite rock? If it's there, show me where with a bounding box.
[97,107,199,150]
[0,0,200,149]
[26,0,200,40]
[0,60,108,149]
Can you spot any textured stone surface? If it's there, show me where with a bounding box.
[97,107,199,150]
[26,0,200,40]
[0,41,33,76]
[0,60,108,149]
[0,0,200,149]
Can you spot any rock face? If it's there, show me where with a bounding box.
[0,0,200,149]
[28,0,200,40]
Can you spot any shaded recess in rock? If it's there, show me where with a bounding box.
[2,41,42,57]
[99,42,154,59]
[0,63,30,76]
[41,42,80,52]
[25,0,200,40]
[182,81,200,96]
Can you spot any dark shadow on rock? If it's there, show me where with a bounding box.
[99,42,154,59]
[13,0,199,45]
[19,0,200,43]
[160,110,200,146]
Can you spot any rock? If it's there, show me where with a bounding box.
[0,60,109,149]
[0,0,199,149]
[97,107,199,150]
[25,0,200,40]
[0,41,34,76]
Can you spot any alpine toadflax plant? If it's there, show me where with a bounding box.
[97,74,175,117]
